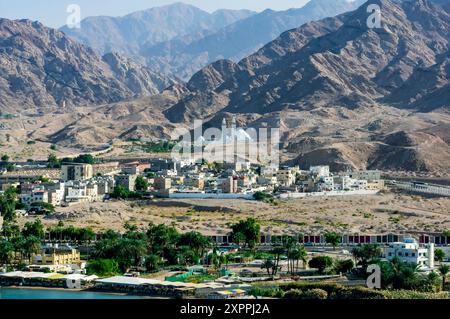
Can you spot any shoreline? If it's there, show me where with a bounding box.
[1,285,137,297]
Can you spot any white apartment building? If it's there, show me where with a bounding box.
[309,166,330,178]
[383,239,435,270]
[350,170,382,182]
[333,176,368,191]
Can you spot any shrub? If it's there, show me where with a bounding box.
[302,288,328,300]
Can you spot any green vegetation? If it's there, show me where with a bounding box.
[86,259,120,277]
[435,248,446,262]
[29,201,55,214]
[377,257,441,292]
[132,140,175,153]
[0,187,18,221]
[351,244,383,270]
[0,154,14,172]
[47,223,96,242]
[334,259,355,274]
[308,256,334,274]
[91,224,212,274]
[230,218,260,249]
[324,232,341,250]
[47,153,97,168]
[250,282,449,299]
[134,176,149,192]
[111,185,143,200]
[253,191,278,205]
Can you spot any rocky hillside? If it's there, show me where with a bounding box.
[0,18,176,112]
[159,0,450,174]
[61,0,363,80]
[61,3,255,65]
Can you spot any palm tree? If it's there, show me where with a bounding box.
[438,264,450,291]
[261,258,275,277]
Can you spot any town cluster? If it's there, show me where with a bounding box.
[0,158,386,210]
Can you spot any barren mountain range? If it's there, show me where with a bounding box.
[62,0,365,80]
[0,18,177,112]
[0,0,450,175]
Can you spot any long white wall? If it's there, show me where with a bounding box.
[280,189,380,199]
[168,193,254,200]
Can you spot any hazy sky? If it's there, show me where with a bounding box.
[0,0,311,28]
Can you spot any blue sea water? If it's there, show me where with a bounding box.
[0,287,148,299]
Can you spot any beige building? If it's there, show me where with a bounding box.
[367,180,385,190]
[114,174,138,192]
[221,177,238,194]
[154,177,172,191]
[34,246,81,266]
[61,164,93,182]
[277,167,296,187]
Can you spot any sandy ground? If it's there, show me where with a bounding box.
[18,192,450,236]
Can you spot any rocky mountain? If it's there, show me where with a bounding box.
[61,0,363,80]
[0,18,176,112]
[166,0,450,120]
[158,0,450,173]
[60,3,255,65]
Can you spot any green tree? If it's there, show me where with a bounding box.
[178,231,211,261]
[112,185,129,199]
[86,259,120,277]
[47,154,60,168]
[352,244,382,270]
[324,232,341,250]
[23,236,41,263]
[308,256,334,274]
[144,254,161,272]
[335,259,355,274]
[0,187,18,221]
[1,221,20,239]
[22,219,45,239]
[230,218,260,249]
[435,249,446,263]
[438,264,450,291]
[135,176,149,192]
[0,239,14,267]
[261,258,275,277]
[146,224,179,258]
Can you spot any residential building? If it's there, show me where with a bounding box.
[350,170,382,182]
[61,164,93,182]
[221,177,238,194]
[383,239,434,270]
[154,177,172,191]
[277,167,296,187]
[33,245,81,266]
[114,174,138,192]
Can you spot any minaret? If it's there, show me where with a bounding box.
[222,118,227,144]
[428,243,435,269]
[231,116,237,163]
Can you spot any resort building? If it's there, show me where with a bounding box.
[382,239,435,270]
[33,244,81,266]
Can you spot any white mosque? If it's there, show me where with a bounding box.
[220,116,254,144]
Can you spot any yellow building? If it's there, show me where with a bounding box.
[367,180,385,190]
[34,246,81,266]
